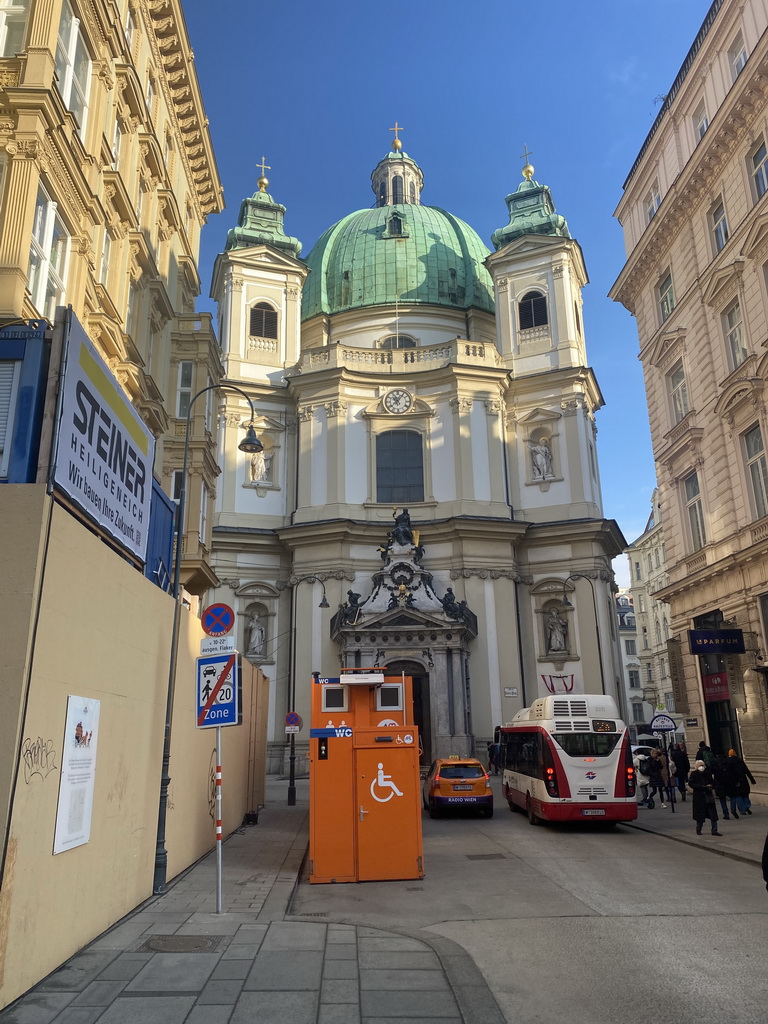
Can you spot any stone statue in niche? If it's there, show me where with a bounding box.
[250,450,272,483]
[545,608,568,653]
[530,438,553,479]
[246,614,266,657]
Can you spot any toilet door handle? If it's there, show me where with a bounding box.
[359,805,369,822]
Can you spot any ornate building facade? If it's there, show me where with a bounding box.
[208,143,626,769]
[0,0,223,589]
[610,0,768,792]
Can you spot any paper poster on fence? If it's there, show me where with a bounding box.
[53,696,101,855]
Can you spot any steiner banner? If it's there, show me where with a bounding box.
[52,310,154,563]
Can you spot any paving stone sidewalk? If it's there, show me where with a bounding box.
[622,794,766,867]
[1,778,505,1024]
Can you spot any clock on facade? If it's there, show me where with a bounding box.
[383,389,413,414]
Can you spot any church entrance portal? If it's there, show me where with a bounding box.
[387,660,431,768]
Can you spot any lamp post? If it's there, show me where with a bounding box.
[286,575,330,807]
[153,384,262,894]
[561,572,606,696]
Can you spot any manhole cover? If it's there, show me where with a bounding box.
[137,935,224,953]
[466,854,505,860]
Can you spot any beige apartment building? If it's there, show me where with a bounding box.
[611,0,768,792]
[0,0,223,590]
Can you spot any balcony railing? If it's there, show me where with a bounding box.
[299,338,501,375]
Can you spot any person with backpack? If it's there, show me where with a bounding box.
[634,751,651,807]
[696,740,714,768]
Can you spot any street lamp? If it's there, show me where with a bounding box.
[153,383,262,894]
[285,575,330,806]
[561,572,606,696]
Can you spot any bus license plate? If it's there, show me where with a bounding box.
[582,809,605,816]
[453,785,472,790]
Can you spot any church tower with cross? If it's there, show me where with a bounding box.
[208,135,625,772]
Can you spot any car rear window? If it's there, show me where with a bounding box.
[439,764,485,779]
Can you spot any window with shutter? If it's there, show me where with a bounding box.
[0,360,22,477]
[249,303,277,339]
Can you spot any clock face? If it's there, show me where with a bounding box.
[384,389,413,414]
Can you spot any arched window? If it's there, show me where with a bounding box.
[409,181,416,204]
[389,215,403,236]
[392,175,404,204]
[249,302,277,338]
[518,290,548,330]
[380,335,416,350]
[376,430,424,503]
[379,181,387,206]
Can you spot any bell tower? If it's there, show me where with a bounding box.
[485,154,604,524]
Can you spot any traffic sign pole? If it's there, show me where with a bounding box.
[216,727,223,914]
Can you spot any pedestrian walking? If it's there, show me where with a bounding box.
[646,748,667,808]
[688,759,722,836]
[634,751,650,807]
[670,743,690,801]
[711,753,731,820]
[727,749,756,817]
[762,830,768,892]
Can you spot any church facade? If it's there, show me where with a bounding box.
[207,142,626,769]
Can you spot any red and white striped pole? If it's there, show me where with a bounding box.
[215,726,223,914]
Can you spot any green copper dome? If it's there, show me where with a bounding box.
[301,204,494,320]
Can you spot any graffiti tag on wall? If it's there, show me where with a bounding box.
[21,737,58,784]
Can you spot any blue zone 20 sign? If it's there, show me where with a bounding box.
[196,654,240,728]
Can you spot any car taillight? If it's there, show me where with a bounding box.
[434,773,441,782]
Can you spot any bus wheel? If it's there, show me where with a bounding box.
[526,794,540,826]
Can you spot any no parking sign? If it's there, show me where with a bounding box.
[202,603,235,637]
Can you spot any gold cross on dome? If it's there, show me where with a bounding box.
[389,121,404,142]
[520,144,534,165]
[256,155,271,177]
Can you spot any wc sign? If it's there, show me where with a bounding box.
[310,727,353,738]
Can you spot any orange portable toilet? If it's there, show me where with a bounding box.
[309,668,424,883]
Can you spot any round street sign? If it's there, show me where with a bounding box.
[202,603,235,637]
[285,711,303,729]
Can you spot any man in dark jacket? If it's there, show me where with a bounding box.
[762,830,768,891]
[727,749,756,817]
[670,743,690,801]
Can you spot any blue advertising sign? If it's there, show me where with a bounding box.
[688,629,745,654]
[196,654,240,728]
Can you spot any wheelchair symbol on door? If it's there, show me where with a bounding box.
[370,762,404,803]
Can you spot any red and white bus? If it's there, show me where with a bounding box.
[498,695,638,825]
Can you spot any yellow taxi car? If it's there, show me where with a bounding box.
[422,756,493,818]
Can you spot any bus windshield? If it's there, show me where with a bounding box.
[550,733,621,758]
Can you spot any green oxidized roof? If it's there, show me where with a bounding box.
[301,204,494,320]
[225,189,302,257]
[491,177,570,250]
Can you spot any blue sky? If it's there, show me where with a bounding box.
[183,0,710,584]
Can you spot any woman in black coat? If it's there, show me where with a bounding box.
[688,760,722,836]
